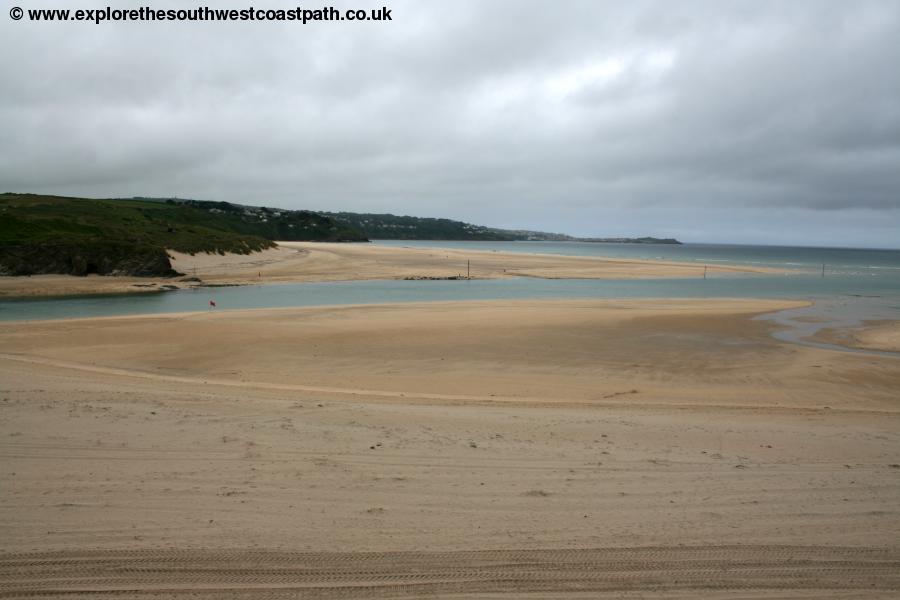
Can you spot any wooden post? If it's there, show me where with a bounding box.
[467,260,470,279]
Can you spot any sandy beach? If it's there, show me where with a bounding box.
[0,241,780,298]
[2,298,899,597]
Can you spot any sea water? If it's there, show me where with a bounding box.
[373,240,900,275]
[1,243,898,355]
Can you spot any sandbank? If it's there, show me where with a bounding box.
[0,241,781,298]
[814,320,900,353]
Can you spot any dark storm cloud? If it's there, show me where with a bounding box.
[1,0,898,246]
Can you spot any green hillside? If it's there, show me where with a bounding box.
[323,212,522,241]
[0,194,366,277]
[180,200,367,243]
[323,212,679,244]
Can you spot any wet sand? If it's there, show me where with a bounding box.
[815,320,900,353]
[0,241,780,298]
[1,298,899,597]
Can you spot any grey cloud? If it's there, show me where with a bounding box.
[1,0,898,247]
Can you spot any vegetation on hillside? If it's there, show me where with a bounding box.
[581,237,682,245]
[324,212,680,244]
[180,200,367,243]
[0,194,366,277]
[323,212,520,241]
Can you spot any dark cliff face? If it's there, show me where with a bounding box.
[0,241,179,277]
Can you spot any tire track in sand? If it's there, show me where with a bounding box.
[4,352,894,413]
[0,352,524,404]
[1,546,898,598]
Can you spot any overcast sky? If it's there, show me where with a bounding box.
[2,0,898,247]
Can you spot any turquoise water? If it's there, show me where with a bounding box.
[374,240,900,275]
[1,244,898,341]
[1,273,898,323]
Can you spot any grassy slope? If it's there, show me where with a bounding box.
[1,194,279,253]
[0,194,365,277]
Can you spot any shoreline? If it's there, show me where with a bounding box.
[0,294,809,324]
[6,297,893,413]
[0,241,784,299]
[4,281,896,361]
[0,296,900,358]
